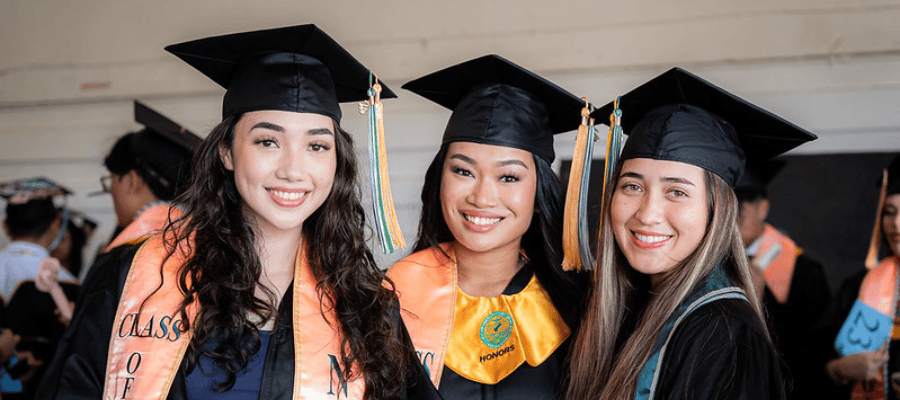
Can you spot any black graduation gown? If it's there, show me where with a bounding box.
[435,265,568,400]
[762,254,831,398]
[654,298,786,400]
[4,280,79,397]
[34,243,441,400]
[32,243,135,400]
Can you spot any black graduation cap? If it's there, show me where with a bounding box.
[886,154,900,196]
[402,55,584,162]
[734,159,787,201]
[131,101,201,195]
[592,68,817,187]
[165,24,396,122]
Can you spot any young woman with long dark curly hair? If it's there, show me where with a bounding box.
[36,24,439,400]
[386,55,589,400]
[565,68,816,400]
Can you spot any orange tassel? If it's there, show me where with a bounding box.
[562,101,594,271]
[374,93,405,249]
[866,169,889,269]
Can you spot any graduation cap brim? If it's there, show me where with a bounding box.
[0,177,72,204]
[165,24,395,119]
[402,54,583,134]
[134,101,202,151]
[592,68,816,161]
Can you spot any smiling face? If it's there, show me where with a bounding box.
[439,142,537,255]
[221,110,337,238]
[884,194,900,257]
[610,158,710,282]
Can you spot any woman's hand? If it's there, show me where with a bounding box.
[826,351,889,385]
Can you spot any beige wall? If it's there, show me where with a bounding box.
[2,0,899,269]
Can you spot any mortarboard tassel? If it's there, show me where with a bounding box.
[602,97,624,218]
[362,72,405,253]
[562,99,597,271]
[593,97,625,270]
[865,169,889,269]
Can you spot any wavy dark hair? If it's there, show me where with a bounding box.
[412,143,588,327]
[159,115,411,398]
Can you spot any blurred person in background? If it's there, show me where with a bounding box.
[816,154,900,399]
[93,100,200,253]
[0,178,74,399]
[0,178,74,303]
[734,160,831,399]
[69,101,201,307]
[49,211,96,280]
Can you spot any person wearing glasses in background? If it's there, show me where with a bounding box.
[31,102,201,399]
[94,101,201,252]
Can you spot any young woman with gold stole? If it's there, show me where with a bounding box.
[36,25,439,400]
[386,55,589,399]
[565,68,817,400]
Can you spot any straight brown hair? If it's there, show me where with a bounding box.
[565,161,766,400]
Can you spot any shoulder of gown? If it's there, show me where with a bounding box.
[655,298,786,400]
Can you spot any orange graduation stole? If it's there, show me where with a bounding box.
[388,243,569,387]
[844,256,900,400]
[751,224,800,304]
[103,235,365,400]
[105,203,181,252]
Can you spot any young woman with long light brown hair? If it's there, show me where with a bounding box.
[566,68,816,400]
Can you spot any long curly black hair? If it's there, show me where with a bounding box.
[160,114,411,398]
[412,143,588,328]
